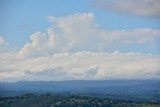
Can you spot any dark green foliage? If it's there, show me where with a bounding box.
[0,93,159,107]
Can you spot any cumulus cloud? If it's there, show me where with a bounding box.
[93,0,160,17]
[47,12,99,51]
[18,13,160,58]
[1,13,160,81]
[18,29,56,58]
[0,52,160,81]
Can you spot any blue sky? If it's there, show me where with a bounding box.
[0,0,160,81]
[0,0,160,50]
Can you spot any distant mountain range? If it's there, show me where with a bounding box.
[0,80,160,101]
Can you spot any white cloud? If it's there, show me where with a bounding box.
[0,52,160,81]
[16,12,160,58]
[93,0,160,17]
[48,12,160,47]
[0,36,4,45]
[104,28,160,44]
[1,13,160,81]
[47,12,98,51]
[0,36,17,54]
[18,29,56,58]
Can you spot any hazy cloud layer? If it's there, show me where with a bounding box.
[0,52,160,81]
[93,0,160,17]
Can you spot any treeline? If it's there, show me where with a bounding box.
[0,93,159,107]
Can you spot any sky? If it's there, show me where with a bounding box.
[0,0,160,82]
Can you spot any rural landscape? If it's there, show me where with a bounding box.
[0,0,160,106]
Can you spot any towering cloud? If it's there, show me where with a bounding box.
[18,13,160,58]
[18,29,57,58]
